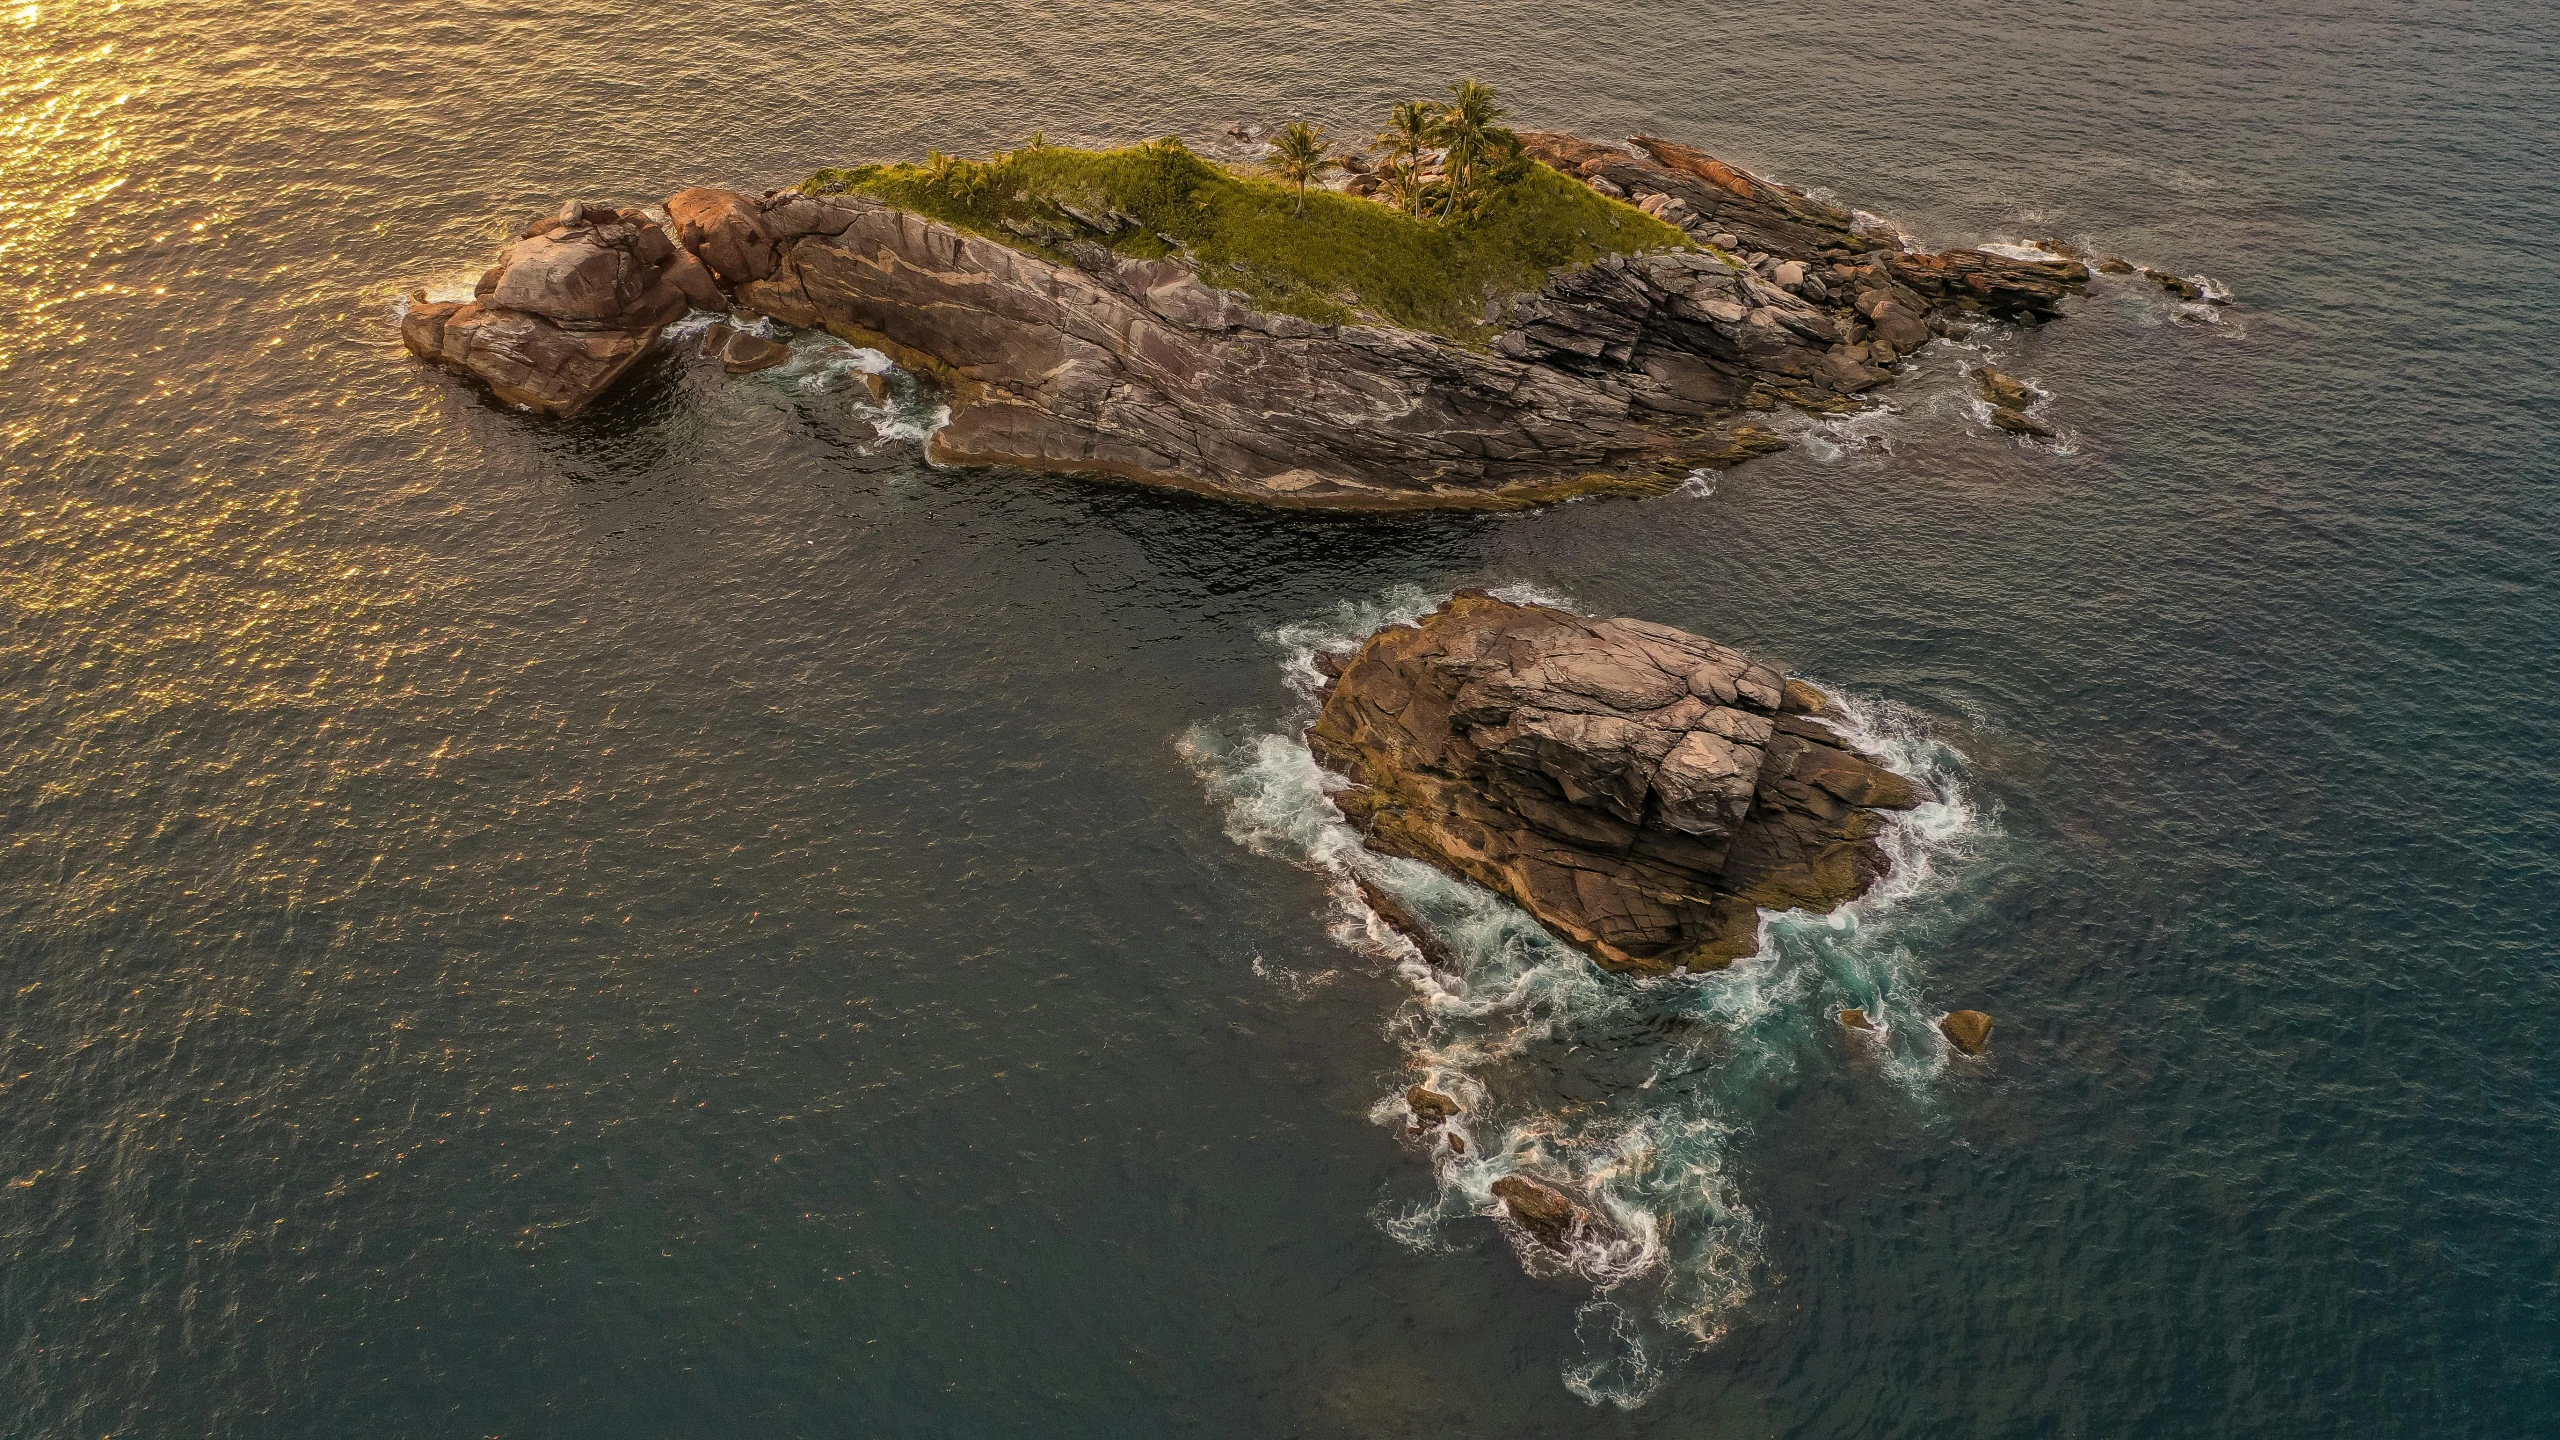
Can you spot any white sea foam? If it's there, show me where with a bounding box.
[1796,402,1905,463]
[1181,589,1991,1403]
[1978,240,2074,263]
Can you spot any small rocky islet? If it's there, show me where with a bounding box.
[1311,591,1922,975]
[404,112,2107,509]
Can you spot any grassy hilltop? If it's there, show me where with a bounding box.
[801,134,1688,345]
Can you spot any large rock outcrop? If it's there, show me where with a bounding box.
[405,134,2090,502]
[1307,592,1924,973]
[401,200,723,417]
[676,186,1787,509]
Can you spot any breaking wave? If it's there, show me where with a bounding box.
[1177,588,1993,1407]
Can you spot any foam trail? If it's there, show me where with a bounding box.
[1181,589,1990,1405]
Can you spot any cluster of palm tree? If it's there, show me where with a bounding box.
[1265,80,1520,221]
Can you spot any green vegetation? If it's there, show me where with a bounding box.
[1371,100,1441,218]
[801,117,1688,344]
[1266,121,1336,216]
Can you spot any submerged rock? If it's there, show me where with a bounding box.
[1308,592,1926,973]
[1355,874,1457,970]
[1940,1010,1995,1055]
[1988,406,2056,439]
[1491,1175,1585,1252]
[718,330,792,374]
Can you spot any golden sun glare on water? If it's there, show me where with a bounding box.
[3,0,484,934]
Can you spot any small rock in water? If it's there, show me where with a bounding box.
[720,331,792,374]
[1406,1085,1460,1125]
[2143,267,2204,300]
[2099,256,2136,274]
[1974,366,2036,409]
[1447,1132,1466,1155]
[1839,1008,1875,1031]
[1988,406,2055,439]
[860,371,890,403]
[1939,1010,1995,1055]
[1491,1175,1583,1252]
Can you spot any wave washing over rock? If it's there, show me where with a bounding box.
[1181,588,1995,1405]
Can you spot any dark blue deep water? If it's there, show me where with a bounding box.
[3,1,2555,1434]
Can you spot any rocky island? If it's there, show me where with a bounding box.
[1309,592,1923,973]
[404,96,2088,509]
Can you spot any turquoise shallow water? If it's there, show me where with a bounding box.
[2,1,2555,1434]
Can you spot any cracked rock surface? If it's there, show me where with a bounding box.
[1307,592,1926,972]
[403,134,2088,503]
[400,199,722,417]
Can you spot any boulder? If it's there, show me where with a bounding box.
[1308,593,1926,973]
[1940,1010,1994,1055]
[667,186,779,285]
[1974,366,2035,409]
[1838,1007,1874,1031]
[1406,1086,1460,1125]
[400,205,697,417]
[1988,406,2055,438]
[719,330,792,373]
[1491,1175,1583,1252]
[2144,267,2203,300]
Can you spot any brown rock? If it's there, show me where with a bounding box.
[1781,678,1830,715]
[1406,1086,1460,1124]
[1490,1175,1583,1252]
[860,370,890,403]
[1838,1007,1874,1031]
[1974,367,2035,409]
[1939,1010,1994,1056]
[662,247,729,312]
[1447,1132,1466,1155]
[403,129,2094,489]
[1988,406,2055,439]
[719,330,792,374]
[666,186,779,286]
[401,207,699,417]
[2143,267,2203,300]
[1867,300,1933,353]
[1355,875,1456,969]
[1308,593,1925,973]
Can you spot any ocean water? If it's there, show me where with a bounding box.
[3,1,2555,1434]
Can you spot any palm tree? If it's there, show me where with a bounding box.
[1373,99,1443,218]
[1436,78,1509,219]
[1268,121,1335,216]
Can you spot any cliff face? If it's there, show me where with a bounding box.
[404,134,2089,505]
[691,188,1787,509]
[1307,593,1924,972]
